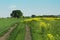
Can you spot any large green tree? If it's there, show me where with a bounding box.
[31,15,36,18]
[10,10,23,18]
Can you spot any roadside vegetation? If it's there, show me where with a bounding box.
[27,18,60,40]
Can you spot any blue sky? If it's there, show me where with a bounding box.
[0,0,60,17]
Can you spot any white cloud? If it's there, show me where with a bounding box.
[8,5,17,11]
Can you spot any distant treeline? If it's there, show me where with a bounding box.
[23,15,60,18]
[9,10,60,18]
[36,15,60,18]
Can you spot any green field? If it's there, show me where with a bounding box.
[0,18,19,36]
[28,18,60,40]
[0,18,60,40]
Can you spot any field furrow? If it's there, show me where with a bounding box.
[0,23,18,40]
[25,25,32,40]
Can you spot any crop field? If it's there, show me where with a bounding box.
[0,17,60,40]
[0,18,19,36]
[0,18,25,40]
[26,18,60,40]
[8,22,25,40]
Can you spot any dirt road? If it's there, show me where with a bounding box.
[25,25,32,40]
[0,24,18,40]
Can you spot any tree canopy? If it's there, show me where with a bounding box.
[31,15,36,18]
[10,10,23,18]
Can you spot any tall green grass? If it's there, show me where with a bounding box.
[0,18,20,36]
[28,19,60,40]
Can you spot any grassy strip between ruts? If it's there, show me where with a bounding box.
[7,22,25,40]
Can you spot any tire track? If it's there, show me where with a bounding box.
[0,24,18,40]
[25,25,32,40]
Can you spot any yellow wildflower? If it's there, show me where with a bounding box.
[24,18,41,22]
[47,23,51,26]
[40,22,47,27]
[43,18,55,21]
[57,18,60,19]
[40,22,51,29]
[47,34,54,40]
[32,18,40,21]
[24,18,32,22]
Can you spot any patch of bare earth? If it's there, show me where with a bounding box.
[0,24,18,40]
[25,25,32,40]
